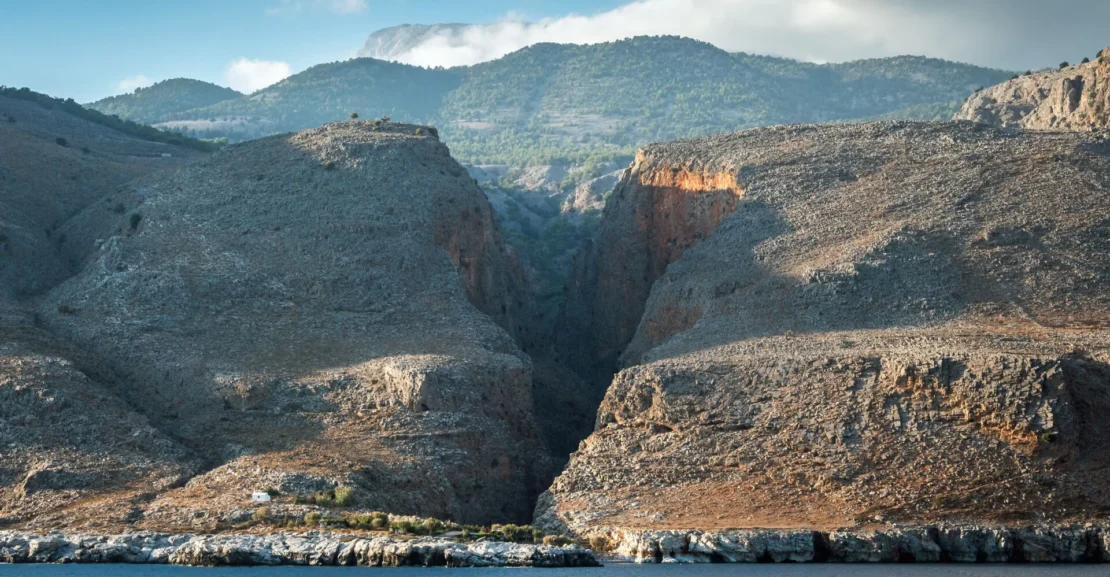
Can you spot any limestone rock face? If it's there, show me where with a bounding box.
[37,121,549,525]
[543,122,1110,533]
[956,47,1110,130]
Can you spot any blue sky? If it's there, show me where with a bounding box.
[0,0,624,102]
[2,0,1107,103]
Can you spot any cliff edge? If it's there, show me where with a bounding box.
[956,47,1110,130]
[543,122,1110,535]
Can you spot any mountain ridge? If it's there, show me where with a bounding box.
[85,36,1013,166]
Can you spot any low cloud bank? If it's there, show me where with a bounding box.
[365,0,1110,70]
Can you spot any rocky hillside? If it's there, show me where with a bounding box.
[542,122,1110,536]
[956,47,1110,130]
[0,93,205,531]
[34,120,550,528]
[87,79,242,125]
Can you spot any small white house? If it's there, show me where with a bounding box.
[251,492,272,503]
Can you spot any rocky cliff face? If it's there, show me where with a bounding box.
[542,122,1110,535]
[559,156,742,383]
[1,120,552,529]
[956,47,1110,130]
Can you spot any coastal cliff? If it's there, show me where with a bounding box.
[543,122,1110,538]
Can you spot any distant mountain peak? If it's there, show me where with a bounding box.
[357,23,475,62]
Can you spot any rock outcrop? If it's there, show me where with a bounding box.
[0,531,599,567]
[543,122,1110,536]
[956,47,1110,130]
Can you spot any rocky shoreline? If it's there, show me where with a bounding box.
[0,531,600,567]
[596,526,1110,563]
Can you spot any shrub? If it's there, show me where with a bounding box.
[252,507,271,522]
[587,535,611,552]
[0,231,8,244]
[1060,61,1070,69]
[80,146,90,154]
[304,512,322,525]
[390,520,415,534]
[415,128,425,136]
[496,524,532,542]
[543,535,571,546]
[422,517,443,534]
[265,488,280,497]
[113,203,126,214]
[1082,57,1091,64]
[380,115,391,123]
[349,112,359,119]
[323,160,336,170]
[57,303,77,316]
[55,137,68,147]
[129,213,142,230]
[333,485,355,507]
[532,529,544,543]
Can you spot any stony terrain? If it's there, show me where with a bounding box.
[0,531,598,567]
[28,120,552,529]
[543,121,1110,536]
[956,47,1110,130]
[0,94,204,531]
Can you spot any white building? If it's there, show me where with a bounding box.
[251,492,272,503]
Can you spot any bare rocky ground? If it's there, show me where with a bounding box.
[956,46,1109,130]
[0,94,203,532]
[543,121,1110,541]
[1,106,556,534]
[32,120,551,529]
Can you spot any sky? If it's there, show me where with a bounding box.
[0,0,1107,103]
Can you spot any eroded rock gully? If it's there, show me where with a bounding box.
[540,121,1110,548]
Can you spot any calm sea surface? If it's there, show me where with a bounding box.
[1,565,1107,577]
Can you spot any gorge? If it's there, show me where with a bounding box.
[3,41,1110,566]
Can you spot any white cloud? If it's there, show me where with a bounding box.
[267,0,366,15]
[117,74,153,93]
[224,58,292,93]
[364,0,1110,71]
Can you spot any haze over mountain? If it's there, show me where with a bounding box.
[351,2,1110,71]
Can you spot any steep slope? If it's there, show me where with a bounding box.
[0,92,205,531]
[543,122,1110,536]
[956,47,1110,130]
[87,79,242,125]
[0,93,202,297]
[39,121,549,527]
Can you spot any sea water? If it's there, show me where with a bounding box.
[1,565,1107,576]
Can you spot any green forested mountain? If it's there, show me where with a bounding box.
[1,86,220,151]
[88,36,1013,165]
[87,78,242,124]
